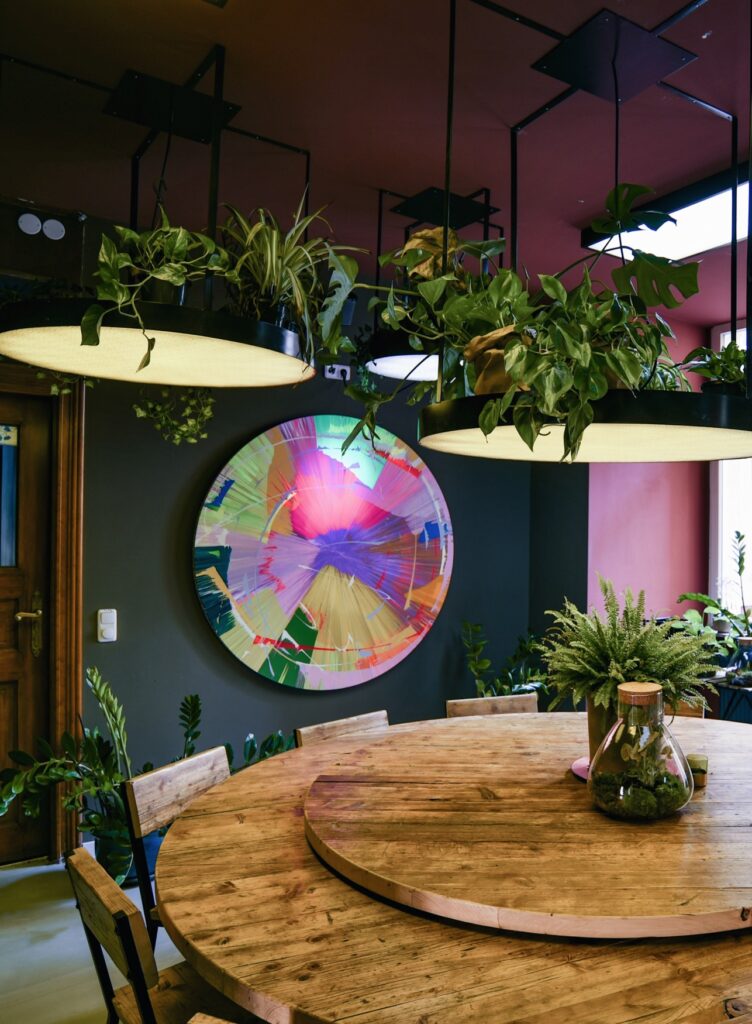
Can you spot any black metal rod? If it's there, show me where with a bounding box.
[731,114,739,346]
[513,85,578,131]
[467,0,564,40]
[129,154,141,230]
[747,5,752,401]
[0,52,111,92]
[510,127,518,272]
[441,0,457,277]
[374,188,385,331]
[657,82,734,122]
[304,149,311,241]
[225,124,310,156]
[651,0,709,36]
[204,45,225,310]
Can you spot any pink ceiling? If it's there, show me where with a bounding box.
[0,0,748,327]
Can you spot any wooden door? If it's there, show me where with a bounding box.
[0,394,52,863]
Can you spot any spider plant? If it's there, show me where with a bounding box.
[221,195,360,361]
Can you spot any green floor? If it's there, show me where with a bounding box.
[0,854,180,1024]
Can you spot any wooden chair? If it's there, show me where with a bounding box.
[122,746,230,947]
[65,847,256,1024]
[446,692,539,717]
[295,710,389,747]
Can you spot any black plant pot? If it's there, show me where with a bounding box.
[140,279,187,306]
[700,380,745,397]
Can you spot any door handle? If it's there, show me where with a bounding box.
[15,590,43,657]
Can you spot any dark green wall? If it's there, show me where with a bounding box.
[83,378,533,769]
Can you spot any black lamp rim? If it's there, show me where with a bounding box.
[0,299,305,360]
[419,390,752,439]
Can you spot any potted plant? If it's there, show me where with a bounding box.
[461,622,547,699]
[0,667,294,884]
[343,184,701,460]
[81,208,236,369]
[538,577,716,763]
[221,195,360,364]
[678,529,752,683]
[680,339,746,394]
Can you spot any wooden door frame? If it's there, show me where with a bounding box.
[0,363,84,858]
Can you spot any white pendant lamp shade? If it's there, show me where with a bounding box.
[364,328,439,382]
[0,301,316,388]
[419,392,752,463]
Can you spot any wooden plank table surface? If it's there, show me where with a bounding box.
[304,714,752,939]
[156,714,752,1024]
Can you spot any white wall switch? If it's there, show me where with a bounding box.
[97,608,117,643]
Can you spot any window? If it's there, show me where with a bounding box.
[710,325,750,613]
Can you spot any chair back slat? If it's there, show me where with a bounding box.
[124,745,230,837]
[446,693,539,717]
[295,710,389,747]
[66,847,159,988]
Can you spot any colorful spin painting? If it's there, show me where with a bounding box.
[193,415,453,689]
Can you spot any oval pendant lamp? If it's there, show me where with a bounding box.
[0,299,315,388]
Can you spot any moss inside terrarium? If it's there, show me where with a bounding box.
[591,770,690,820]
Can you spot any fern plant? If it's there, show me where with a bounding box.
[539,577,716,713]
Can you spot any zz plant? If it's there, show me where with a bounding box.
[461,622,547,698]
[0,668,295,884]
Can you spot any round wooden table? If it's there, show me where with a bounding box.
[156,714,752,1024]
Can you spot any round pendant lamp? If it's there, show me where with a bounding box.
[364,328,439,382]
[419,391,752,463]
[0,300,315,387]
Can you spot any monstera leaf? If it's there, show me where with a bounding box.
[591,183,676,235]
[612,251,699,309]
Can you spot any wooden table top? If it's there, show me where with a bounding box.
[156,714,752,1024]
[304,714,752,939]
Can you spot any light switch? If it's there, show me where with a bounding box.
[97,608,117,643]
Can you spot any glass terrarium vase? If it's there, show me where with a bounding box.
[588,682,694,821]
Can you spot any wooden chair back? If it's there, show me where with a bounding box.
[123,745,230,838]
[66,847,158,1021]
[122,745,230,948]
[295,710,389,747]
[446,693,539,717]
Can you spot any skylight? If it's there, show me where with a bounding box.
[586,181,749,261]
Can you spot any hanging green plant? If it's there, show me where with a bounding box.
[344,184,702,460]
[132,386,215,445]
[81,208,237,369]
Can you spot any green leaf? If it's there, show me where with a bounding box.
[612,252,699,309]
[479,398,501,437]
[8,750,34,766]
[539,274,567,305]
[80,304,106,347]
[416,278,448,308]
[458,238,506,260]
[513,405,541,452]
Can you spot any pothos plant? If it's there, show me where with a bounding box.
[344,184,700,460]
[81,208,237,370]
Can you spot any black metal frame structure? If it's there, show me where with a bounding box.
[419,0,752,456]
[0,45,312,309]
[120,779,161,948]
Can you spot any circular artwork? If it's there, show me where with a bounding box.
[193,414,453,690]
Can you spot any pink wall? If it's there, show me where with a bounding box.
[587,322,710,617]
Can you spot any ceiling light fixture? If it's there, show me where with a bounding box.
[416,1,752,464]
[0,46,315,390]
[364,329,439,382]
